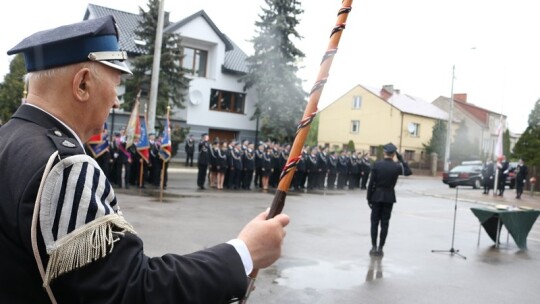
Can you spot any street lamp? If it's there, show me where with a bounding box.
[443,65,455,172]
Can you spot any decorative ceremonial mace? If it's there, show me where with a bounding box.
[240,1,353,302]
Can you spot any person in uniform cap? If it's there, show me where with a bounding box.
[515,158,528,199]
[184,134,195,167]
[366,143,412,257]
[197,133,211,190]
[0,16,289,303]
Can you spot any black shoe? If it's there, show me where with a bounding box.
[369,246,377,256]
[377,247,384,257]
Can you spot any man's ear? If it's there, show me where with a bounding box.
[73,68,91,101]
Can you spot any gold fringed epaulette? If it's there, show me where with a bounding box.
[43,214,135,286]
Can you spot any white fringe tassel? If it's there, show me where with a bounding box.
[43,214,136,287]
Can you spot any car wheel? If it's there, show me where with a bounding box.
[473,179,481,189]
[449,184,456,188]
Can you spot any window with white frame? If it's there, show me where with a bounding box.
[209,89,245,114]
[351,120,360,133]
[408,122,420,137]
[353,95,362,109]
[182,47,208,77]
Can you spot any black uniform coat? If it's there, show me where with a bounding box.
[367,158,412,203]
[0,105,247,303]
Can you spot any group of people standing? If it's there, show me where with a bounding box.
[195,134,374,192]
[482,156,529,199]
[87,127,169,190]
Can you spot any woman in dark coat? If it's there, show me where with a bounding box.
[261,147,274,191]
[216,142,229,190]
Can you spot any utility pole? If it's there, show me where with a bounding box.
[443,65,455,172]
[147,0,165,133]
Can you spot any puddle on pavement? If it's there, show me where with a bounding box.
[273,256,416,290]
[274,259,363,289]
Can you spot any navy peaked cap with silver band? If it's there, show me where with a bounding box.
[7,15,131,74]
[383,143,397,153]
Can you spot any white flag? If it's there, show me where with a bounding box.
[494,120,503,159]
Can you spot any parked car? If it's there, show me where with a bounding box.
[442,161,484,189]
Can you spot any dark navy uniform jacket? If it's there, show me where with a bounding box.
[0,105,247,303]
[367,158,412,203]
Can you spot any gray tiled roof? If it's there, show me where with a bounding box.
[84,4,248,74]
[84,4,146,55]
[223,35,248,74]
[387,93,449,120]
[363,85,449,120]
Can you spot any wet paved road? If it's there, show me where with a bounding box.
[116,169,540,304]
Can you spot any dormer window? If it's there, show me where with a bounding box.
[134,39,146,46]
[182,46,208,77]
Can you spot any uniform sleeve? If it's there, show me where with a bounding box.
[52,233,248,304]
[367,166,377,201]
[400,161,412,176]
[38,155,247,303]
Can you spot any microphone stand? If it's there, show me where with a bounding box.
[432,185,466,259]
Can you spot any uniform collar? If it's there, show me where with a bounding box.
[13,104,85,150]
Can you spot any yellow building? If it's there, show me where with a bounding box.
[318,84,450,163]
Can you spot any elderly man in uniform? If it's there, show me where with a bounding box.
[366,143,412,257]
[0,16,289,303]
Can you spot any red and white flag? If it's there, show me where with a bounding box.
[494,118,503,160]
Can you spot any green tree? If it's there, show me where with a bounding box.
[305,115,318,147]
[514,99,540,166]
[123,0,190,115]
[513,125,540,166]
[0,54,26,124]
[503,128,511,158]
[450,120,478,162]
[347,140,355,152]
[242,0,306,143]
[423,120,447,159]
[528,98,540,127]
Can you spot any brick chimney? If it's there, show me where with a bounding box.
[380,85,394,101]
[454,93,467,103]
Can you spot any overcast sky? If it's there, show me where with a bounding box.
[2,0,538,134]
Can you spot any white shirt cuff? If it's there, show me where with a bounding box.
[227,239,253,275]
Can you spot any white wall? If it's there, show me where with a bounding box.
[171,15,257,131]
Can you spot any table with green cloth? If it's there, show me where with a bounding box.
[470,207,540,249]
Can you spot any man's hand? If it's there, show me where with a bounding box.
[396,152,404,163]
[237,210,290,269]
[368,201,373,209]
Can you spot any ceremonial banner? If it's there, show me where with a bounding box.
[159,108,172,162]
[125,95,141,148]
[87,123,109,158]
[136,114,150,163]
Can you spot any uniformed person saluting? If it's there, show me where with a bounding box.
[0,16,289,303]
[366,143,412,257]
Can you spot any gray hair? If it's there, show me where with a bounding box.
[24,62,101,84]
